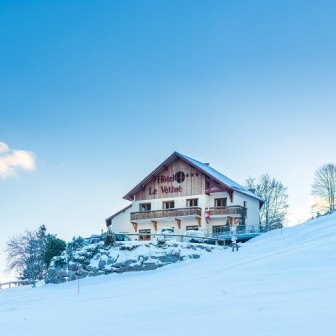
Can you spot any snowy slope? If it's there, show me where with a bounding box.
[1,213,336,336]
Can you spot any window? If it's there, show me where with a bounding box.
[243,201,247,208]
[163,201,175,209]
[175,171,185,183]
[212,225,226,235]
[139,203,151,212]
[186,225,199,231]
[215,198,227,207]
[186,198,198,207]
[139,229,151,241]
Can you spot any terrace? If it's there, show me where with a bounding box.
[130,206,247,221]
[130,207,202,221]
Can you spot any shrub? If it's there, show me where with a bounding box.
[43,235,67,268]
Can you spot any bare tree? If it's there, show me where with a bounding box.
[5,229,46,287]
[311,163,336,214]
[246,174,288,229]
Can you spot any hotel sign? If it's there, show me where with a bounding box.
[149,171,187,195]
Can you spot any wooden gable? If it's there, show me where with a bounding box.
[134,158,206,201]
[122,151,241,203]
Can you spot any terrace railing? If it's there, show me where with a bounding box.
[130,207,202,221]
[209,206,247,217]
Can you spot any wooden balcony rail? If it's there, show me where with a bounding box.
[209,206,247,217]
[130,207,202,221]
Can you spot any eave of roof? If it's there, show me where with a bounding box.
[105,204,132,225]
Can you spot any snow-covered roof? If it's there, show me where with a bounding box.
[105,204,132,226]
[123,151,264,205]
[177,152,264,203]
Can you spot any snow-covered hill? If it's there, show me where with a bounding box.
[1,213,336,336]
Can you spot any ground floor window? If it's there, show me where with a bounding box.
[212,225,224,235]
[186,225,199,231]
[139,229,151,241]
[212,225,230,236]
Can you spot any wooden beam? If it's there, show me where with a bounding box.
[151,220,158,231]
[175,218,181,229]
[234,218,241,224]
[131,222,138,232]
[228,190,233,203]
[205,180,232,196]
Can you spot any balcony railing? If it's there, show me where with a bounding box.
[130,207,202,221]
[209,206,247,217]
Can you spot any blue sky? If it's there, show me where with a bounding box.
[1,0,336,280]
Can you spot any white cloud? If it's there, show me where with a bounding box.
[0,142,9,153]
[0,142,36,178]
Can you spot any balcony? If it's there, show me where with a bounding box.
[209,206,247,217]
[130,207,202,221]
